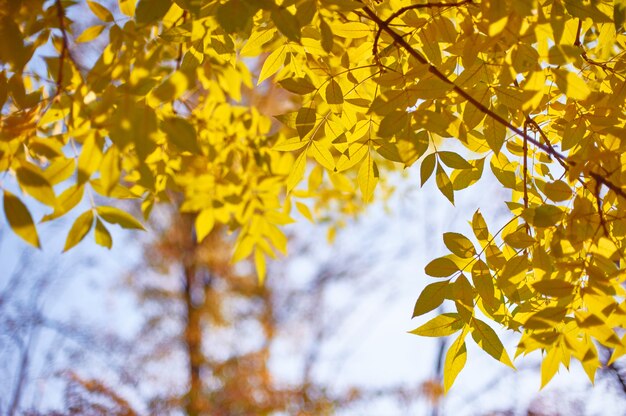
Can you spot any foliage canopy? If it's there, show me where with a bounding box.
[2,0,626,390]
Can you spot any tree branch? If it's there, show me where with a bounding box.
[54,0,69,98]
[361,2,626,201]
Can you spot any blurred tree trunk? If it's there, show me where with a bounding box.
[179,214,207,415]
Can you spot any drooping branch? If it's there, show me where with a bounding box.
[360,2,626,200]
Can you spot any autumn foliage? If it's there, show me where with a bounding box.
[2,0,626,391]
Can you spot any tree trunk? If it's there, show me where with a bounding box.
[180,215,207,416]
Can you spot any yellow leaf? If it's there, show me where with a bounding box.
[273,137,308,152]
[78,134,103,184]
[425,257,459,278]
[258,45,288,85]
[541,346,561,388]
[95,218,112,249]
[119,0,136,16]
[296,201,314,222]
[271,7,301,42]
[413,281,449,317]
[331,22,371,38]
[76,25,106,43]
[483,116,506,154]
[357,153,378,202]
[309,142,335,171]
[162,117,200,153]
[16,164,57,207]
[533,279,575,298]
[553,68,591,101]
[471,260,496,309]
[41,185,84,222]
[435,163,454,204]
[420,153,436,186]
[443,329,468,392]
[195,208,215,242]
[287,151,307,192]
[3,190,40,248]
[410,313,464,337]
[63,210,94,252]
[324,78,343,112]
[87,1,114,22]
[97,206,145,230]
[470,318,515,368]
[241,28,277,57]
[255,248,267,284]
[100,146,120,196]
[472,210,489,241]
[543,180,572,202]
[443,232,476,258]
[232,234,255,263]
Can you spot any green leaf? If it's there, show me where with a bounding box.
[443,232,476,258]
[3,190,40,248]
[413,281,449,317]
[410,313,464,337]
[95,218,113,249]
[63,210,94,252]
[470,318,514,368]
[425,257,459,278]
[87,1,114,22]
[97,206,145,230]
[444,328,468,392]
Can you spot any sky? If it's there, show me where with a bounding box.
[4,160,626,415]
